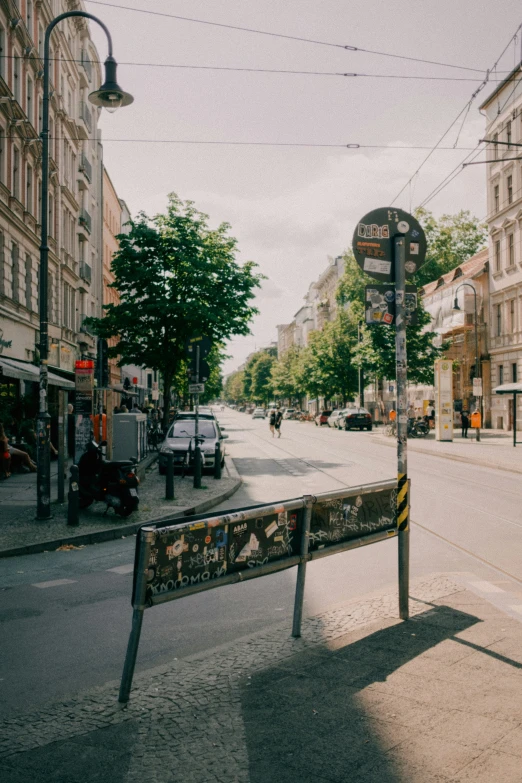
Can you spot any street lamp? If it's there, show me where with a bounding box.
[453,282,481,442]
[37,11,133,519]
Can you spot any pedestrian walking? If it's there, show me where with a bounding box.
[461,410,469,438]
[275,408,283,438]
[269,409,276,437]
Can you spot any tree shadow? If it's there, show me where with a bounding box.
[240,602,486,782]
[233,457,352,477]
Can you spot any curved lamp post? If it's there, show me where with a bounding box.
[453,282,481,442]
[37,12,133,519]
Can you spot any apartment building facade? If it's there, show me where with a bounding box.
[0,0,103,391]
[480,64,522,430]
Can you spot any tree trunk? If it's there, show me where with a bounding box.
[162,372,173,430]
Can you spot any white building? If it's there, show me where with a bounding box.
[480,63,522,430]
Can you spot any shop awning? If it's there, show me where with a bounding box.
[493,383,522,394]
[0,357,75,389]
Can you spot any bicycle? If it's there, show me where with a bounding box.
[384,421,397,437]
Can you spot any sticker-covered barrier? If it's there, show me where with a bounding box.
[119,478,402,702]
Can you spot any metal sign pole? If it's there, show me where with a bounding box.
[394,236,409,621]
[57,390,66,503]
[119,526,156,703]
[193,345,202,488]
[292,497,313,637]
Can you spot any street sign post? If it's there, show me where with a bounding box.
[353,207,427,621]
[189,383,205,394]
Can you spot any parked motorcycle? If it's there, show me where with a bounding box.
[77,439,140,517]
[408,419,429,438]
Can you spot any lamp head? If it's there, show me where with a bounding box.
[88,55,133,113]
[453,296,461,311]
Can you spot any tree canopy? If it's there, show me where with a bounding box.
[85,194,262,422]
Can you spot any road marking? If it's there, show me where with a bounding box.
[469,580,504,593]
[106,564,134,575]
[32,579,77,589]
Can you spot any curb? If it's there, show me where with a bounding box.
[373,433,522,475]
[0,458,242,559]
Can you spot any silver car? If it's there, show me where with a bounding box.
[159,418,228,474]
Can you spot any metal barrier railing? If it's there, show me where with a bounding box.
[119,477,405,702]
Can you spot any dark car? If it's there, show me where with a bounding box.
[340,407,373,431]
[159,418,228,474]
[314,410,332,426]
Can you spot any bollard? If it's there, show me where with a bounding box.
[165,452,174,500]
[214,441,221,480]
[193,441,202,489]
[67,464,80,526]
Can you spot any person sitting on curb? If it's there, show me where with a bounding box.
[0,423,11,478]
[0,423,36,473]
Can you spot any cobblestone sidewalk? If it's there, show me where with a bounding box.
[0,460,241,555]
[1,573,521,782]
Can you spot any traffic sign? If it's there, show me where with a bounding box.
[473,378,483,397]
[189,383,205,394]
[185,335,212,359]
[352,207,427,283]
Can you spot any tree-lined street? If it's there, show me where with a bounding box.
[2,409,522,722]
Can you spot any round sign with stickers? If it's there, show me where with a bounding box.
[352,207,427,283]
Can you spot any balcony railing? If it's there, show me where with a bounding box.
[79,207,92,234]
[79,153,92,182]
[78,101,92,132]
[79,262,92,284]
[80,49,92,82]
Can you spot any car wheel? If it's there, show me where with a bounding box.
[159,465,166,475]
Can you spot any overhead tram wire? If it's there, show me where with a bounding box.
[84,0,496,74]
[390,21,522,207]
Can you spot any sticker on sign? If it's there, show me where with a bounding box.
[189,383,205,393]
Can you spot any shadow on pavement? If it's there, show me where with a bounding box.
[233,457,353,476]
[240,604,482,782]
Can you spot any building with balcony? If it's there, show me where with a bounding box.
[102,166,122,388]
[0,0,103,398]
[480,64,522,430]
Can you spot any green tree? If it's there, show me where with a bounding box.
[248,350,276,403]
[300,311,359,403]
[224,370,244,403]
[85,194,262,426]
[270,345,305,402]
[413,208,487,287]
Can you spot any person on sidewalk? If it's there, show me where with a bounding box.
[0,423,11,478]
[0,424,37,473]
[275,408,283,438]
[461,410,469,438]
[269,409,276,437]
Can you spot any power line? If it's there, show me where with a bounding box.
[84,0,496,73]
[390,22,522,207]
[4,54,501,80]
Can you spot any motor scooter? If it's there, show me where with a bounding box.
[77,439,139,517]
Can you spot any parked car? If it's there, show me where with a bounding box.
[329,409,351,429]
[252,408,266,419]
[314,410,332,426]
[340,407,373,431]
[282,408,296,419]
[327,410,343,427]
[175,410,216,421]
[159,418,228,474]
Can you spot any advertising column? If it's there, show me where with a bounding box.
[435,359,453,441]
[75,360,94,463]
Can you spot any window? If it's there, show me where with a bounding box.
[48,192,54,236]
[507,175,513,205]
[495,238,501,271]
[26,1,32,34]
[11,243,19,302]
[13,54,20,102]
[0,26,5,80]
[493,132,498,155]
[12,146,20,200]
[26,76,33,125]
[510,299,515,332]
[507,120,512,148]
[508,233,515,267]
[38,24,44,59]
[496,303,502,336]
[26,163,33,213]
[38,96,42,132]
[513,363,518,383]
[494,184,499,212]
[25,254,32,310]
[499,365,504,385]
[466,313,474,326]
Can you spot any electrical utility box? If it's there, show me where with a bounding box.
[112,413,148,461]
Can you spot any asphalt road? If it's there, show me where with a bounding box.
[2,409,522,718]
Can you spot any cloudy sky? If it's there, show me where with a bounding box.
[85,0,522,374]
